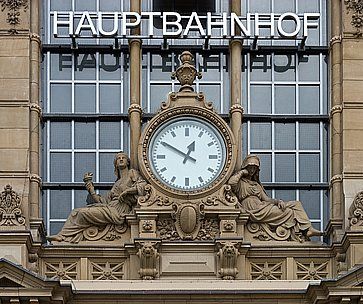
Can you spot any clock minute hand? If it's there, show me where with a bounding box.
[161,142,196,163]
[183,141,195,164]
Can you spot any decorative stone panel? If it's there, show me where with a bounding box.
[43,260,80,280]
[295,260,329,280]
[89,260,125,280]
[249,260,285,280]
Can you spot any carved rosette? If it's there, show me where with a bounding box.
[217,241,241,280]
[349,190,363,229]
[137,242,159,280]
[345,0,363,36]
[0,184,25,227]
[0,0,28,33]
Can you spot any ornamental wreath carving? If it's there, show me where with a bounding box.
[0,0,28,33]
[345,0,363,36]
[0,184,25,227]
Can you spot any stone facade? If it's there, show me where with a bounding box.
[1,0,363,303]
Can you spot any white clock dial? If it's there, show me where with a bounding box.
[149,117,226,191]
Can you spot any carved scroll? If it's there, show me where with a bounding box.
[349,190,363,229]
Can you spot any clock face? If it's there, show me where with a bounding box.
[149,117,226,191]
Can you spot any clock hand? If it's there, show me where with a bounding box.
[161,141,196,163]
[183,141,195,164]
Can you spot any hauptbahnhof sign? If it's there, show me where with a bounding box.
[53,12,320,39]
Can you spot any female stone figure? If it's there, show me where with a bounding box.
[47,152,146,243]
[228,154,323,242]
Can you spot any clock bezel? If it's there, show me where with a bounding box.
[148,116,227,191]
[138,105,237,199]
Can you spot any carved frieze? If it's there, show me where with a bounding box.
[156,217,219,241]
[0,184,25,227]
[349,190,363,229]
[345,0,363,36]
[250,261,283,280]
[296,260,329,280]
[90,261,125,280]
[44,261,79,280]
[0,0,28,33]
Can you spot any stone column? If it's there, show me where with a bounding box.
[29,0,42,231]
[328,0,344,242]
[229,0,244,170]
[128,0,142,170]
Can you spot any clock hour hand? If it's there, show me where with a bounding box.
[182,141,195,164]
[161,141,196,163]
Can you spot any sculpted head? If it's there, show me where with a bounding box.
[114,152,131,177]
[241,154,260,180]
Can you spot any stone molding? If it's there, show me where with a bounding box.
[29,103,42,115]
[330,174,343,186]
[29,174,41,185]
[128,104,143,115]
[330,105,343,118]
[0,184,25,227]
[229,104,244,115]
[29,33,41,44]
[329,35,342,47]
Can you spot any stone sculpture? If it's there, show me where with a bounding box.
[228,154,323,242]
[47,152,147,243]
[348,190,363,229]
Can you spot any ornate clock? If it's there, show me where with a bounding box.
[138,52,237,199]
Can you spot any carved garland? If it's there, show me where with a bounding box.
[0,184,25,226]
[140,107,235,198]
[345,0,363,36]
[0,0,28,33]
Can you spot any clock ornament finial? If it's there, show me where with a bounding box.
[171,51,202,92]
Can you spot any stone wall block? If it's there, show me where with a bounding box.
[0,57,29,79]
[0,80,29,100]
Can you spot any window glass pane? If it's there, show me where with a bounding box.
[51,54,72,80]
[100,84,121,113]
[99,153,116,182]
[249,0,271,13]
[50,84,71,113]
[275,190,296,201]
[50,222,66,235]
[250,55,271,81]
[50,153,71,182]
[50,0,71,10]
[275,153,296,182]
[199,84,221,112]
[300,190,320,220]
[299,123,319,150]
[99,122,121,149]
[50,122,71,149]
[74,189,90,209]
[250,123,271,149]
[274,55,296,81]
[75,153,96,182]
[150,53,174,81]
[297,0,319,13]
[274,0,295,13]
[75,0,96,11]
[250,85,272,114]
[150,84,172,113]
[75,84,96,113]
[199,55,221,81]
[50,190,72,219]
[275,86,296,114]
[75,122,96,149]
[298,55,319,81]
[299,153,320,182]
[275,123,295,150]
[99,54,122,80]
[99,0,121,11]
[299,86,319,114]
[256,153,272,182]
[75,53,96,80]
